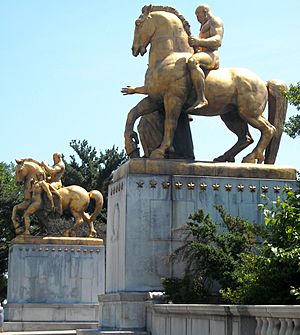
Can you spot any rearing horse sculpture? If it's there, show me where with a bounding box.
[122,5,287,164]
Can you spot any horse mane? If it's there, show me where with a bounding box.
[142,5,191,36]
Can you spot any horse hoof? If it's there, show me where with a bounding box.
[150,149,165,159]
[88,233,97,238]
[15,227,24,235]
[242,157,255,163]
[213,156,235,163]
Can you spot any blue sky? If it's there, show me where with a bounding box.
[0,1,299,169]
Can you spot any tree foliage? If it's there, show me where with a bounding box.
[0,162,22,301]
[163,189,300,304]
[284,82,300,138]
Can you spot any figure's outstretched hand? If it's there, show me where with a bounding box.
[121,86,136,95]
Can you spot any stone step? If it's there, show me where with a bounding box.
[3,322,98,332]
[76,330,148,335]
[1,330,75,335]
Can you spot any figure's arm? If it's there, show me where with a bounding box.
[189,19,224,49]
[40,161,56,174]
[121,86,148,95]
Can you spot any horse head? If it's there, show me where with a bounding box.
[132,5,155,57]
[15,160,28,185]
[132,6,192,57]
[15,160,46,186]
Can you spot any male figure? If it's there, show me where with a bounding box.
[41,152,65,214]
[187,4,224,112]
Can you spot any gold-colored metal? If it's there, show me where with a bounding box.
[200,182,208,190]
[224,184,232,191]
[273,186,281,193]
[237,184,245,192]
[136,180,144,188]
[261,185,269,193]
[12,155,104,238]
[122,5,287,164]
[162,181,171,189]
[212,183,220,190]
[175,181,183,189]
[187,181,195,190]
[149,180,157,188]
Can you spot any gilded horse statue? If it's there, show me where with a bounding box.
[12,160,103,237]
[122,5,287,164]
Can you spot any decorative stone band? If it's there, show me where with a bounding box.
[11,235,103,246]
[112,159,297,182]
[110,179,291,194]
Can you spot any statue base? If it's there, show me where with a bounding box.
[5,236,105,330]
[93,159,296,332]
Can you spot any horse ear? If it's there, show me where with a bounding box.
[142,5,152,15]
[15,159,23,165]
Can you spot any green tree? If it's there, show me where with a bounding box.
[63,139,127,205]
[0,162,22,301]
[284,82,300,138]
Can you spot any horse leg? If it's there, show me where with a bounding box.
[12,200,31,234]
[150,95,183,159]
[124,97,158,157]
[23,201,41,235]
[241,115,275,163]
[214,110,254,162]
[64,210,84,237]
[83,213,97,238]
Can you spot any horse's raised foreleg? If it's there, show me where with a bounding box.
[150,95,183,159]
[12,200,31,234]
[124,97,158,158]
[214,111,254,162]
[241,115,275,164]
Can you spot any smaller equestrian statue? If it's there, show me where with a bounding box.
[11,153,104,238]
[122,5,287,164]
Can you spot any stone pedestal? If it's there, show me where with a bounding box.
[97,159,297,332]
[106,159,296,293]
[5,236,105,329]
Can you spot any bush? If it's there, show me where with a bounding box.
[163,188,300,304]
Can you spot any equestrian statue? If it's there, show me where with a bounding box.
[122,5,287,164]
[12,153,103,238]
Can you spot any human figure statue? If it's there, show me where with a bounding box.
[22,179,55,234]
[20,153,65,214]
[41,152,65,214]
[187,4,224,112]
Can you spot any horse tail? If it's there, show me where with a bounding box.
[264,79,288,164]
[88,190,104,223]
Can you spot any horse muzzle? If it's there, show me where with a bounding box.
[131,45,147,57]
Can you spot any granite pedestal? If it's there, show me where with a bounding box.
[96,159,297,333]
[5,236,105,330]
